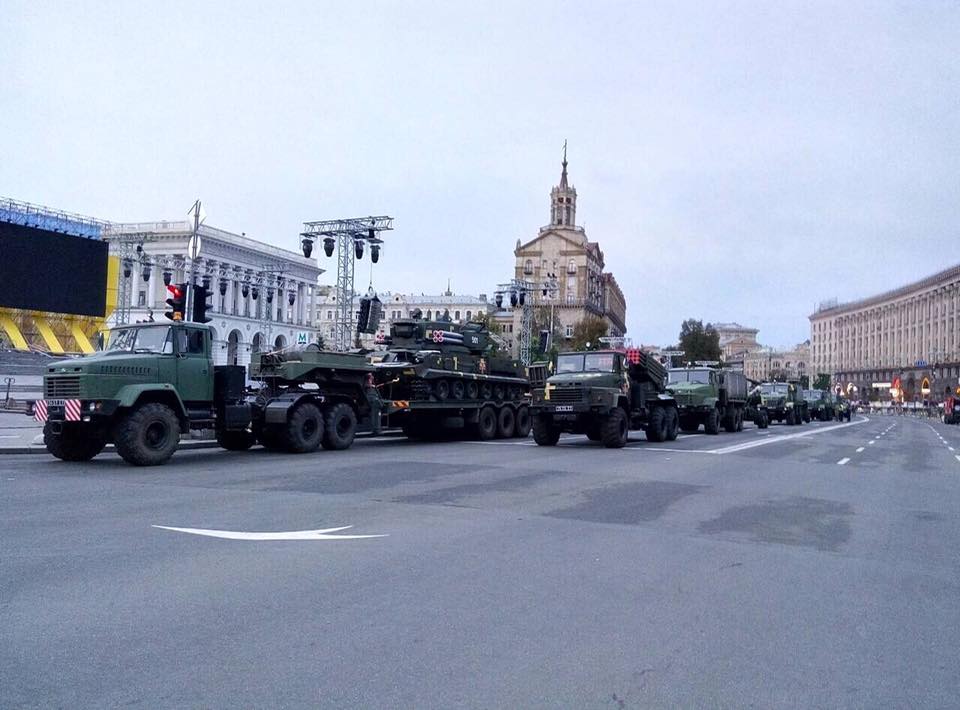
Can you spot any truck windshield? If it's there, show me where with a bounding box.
[583,353,616,372]
[803,390,822,401]
[761,383,789,395]
[556,354,584,373]
[106,327,172,354]
[668,369,711,384]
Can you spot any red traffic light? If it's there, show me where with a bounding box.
[166,284,184,299]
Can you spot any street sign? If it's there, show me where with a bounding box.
[915,359,927,367]
[661,350,685,357]
[296,332,309,346]
[188,233,202,260]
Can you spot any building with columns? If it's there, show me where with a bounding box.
[809,264,960,401]
[714,322,761,362]
[104,219,323,366]
[507,150,627,355]
[742,343,810,383]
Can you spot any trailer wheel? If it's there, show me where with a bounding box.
[216,429,255,451]
[665,407,679,441]
[603,407,630,447]
[44,423,106,462]
[114,402,180,466]
[477,405,498,440]
[514,406,532,438]
[645,406,667,443]
[496,406,516,438]
[286,402,324,453]
[322,402,357,450]
[704,407,720,435]
[532,414,561,446]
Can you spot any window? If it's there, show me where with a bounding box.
[426,310,432,320]
[567,259,576,274]
[137,290,146,307]
[466,310,472,320]
[455,311,461,320]
[565,325,574,338]
[327,310,333,320]
[524,259,533,275]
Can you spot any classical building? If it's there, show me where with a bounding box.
[714,322,761,361]
[809,264,960,401]
[104,219,322,367]
[507,151,627,355]
[742,342,810,383]
[314,284,491,348]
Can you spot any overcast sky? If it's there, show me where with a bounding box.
[2,1,958,347]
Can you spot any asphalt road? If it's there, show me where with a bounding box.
[3,415,960,708]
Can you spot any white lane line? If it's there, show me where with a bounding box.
[868,440,875,445]
[950,447,955,452]
[956,455,960,463]
[838,458,851,465]
[856,447,865,453]
[701,416,870,455]
[152,525,388,541]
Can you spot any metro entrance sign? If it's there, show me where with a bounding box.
[915,359,928,367]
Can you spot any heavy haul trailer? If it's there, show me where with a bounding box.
[29,321,378,466]
[372,317,532,440]
[530,348,679,448]
[667,366,749,434]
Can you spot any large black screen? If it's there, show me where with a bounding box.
[0,222,109,317]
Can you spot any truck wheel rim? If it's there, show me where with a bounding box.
[145,421,169,449]
[302,418,318,438]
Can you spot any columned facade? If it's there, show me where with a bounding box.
[105,220,322,366]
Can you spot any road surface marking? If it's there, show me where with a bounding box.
[702,416,870,455]
[956,455,960,463]
[868,440,875,445]
[152,525,387,541]
[856,447,865,453]
[950,447,955,452]
[837,458,850,465]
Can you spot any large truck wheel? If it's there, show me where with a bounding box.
[532,414,561,446]
[216,429,255,451]
[114,403,180,466]
[476,406,498,440]
[514,406,532,438]
[704,408,721,435]
[604,408,630,447]
[736,410,744,432]
[44,423,106,462]
[645,406,667,442]
[723,405,737,433]
[786,409,796,425]
[496,406,516,438]
[665,407,679,441]
[322,402,356,450]
[285,402,324,453]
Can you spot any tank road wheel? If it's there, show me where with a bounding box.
[492,384,505,402]
[285,402,324,453]
[114,402,180,466]
[514,406,532,438]
[723,405,737,433]
[496,406,516,438]
[216,429,255,451]
[433,380,450,401]
[666,407,680,441]
[603,407,630,448]
[44,423,106,462]
[645,406,667,443]
[450,380,465,401]
[480,383,493,400]
[477,405,498,441]
[465,381,480,400]
[704,407,721,435]
[532,414,561,446]
[323,402,358,450]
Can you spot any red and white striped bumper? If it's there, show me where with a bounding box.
[34,399,82,423]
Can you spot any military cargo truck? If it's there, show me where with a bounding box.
[28,321,378,465]
[758,381,808,425]
[668,366,748,434]
[803,389,835,421]
[371,317,532,440]
[529,348,678,448]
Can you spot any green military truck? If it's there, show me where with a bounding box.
[29,321,378,465]
[803,389,836,421]
[668,366,749,434]
[834,396,853,421]
[530,348,679,448]
[758,381,808,425]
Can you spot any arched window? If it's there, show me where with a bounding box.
[567,259,576,274]
[523,259,533,275]
[455,311,461,321]
[466,310,472,320]
[426,310,432,320]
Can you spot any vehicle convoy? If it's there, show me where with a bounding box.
[944,395,960,425]
[758,381,809,425]
[835,396,853,421]
[29,321,378,465]
[371,316,533,440]
[529,348,678,448]
[668,366,748,434]
[803,389,836,421]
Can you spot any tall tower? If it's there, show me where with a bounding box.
[550,141,577,227]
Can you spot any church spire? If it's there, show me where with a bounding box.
[550,140,577,228]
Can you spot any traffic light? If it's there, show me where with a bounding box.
[357,296,372,333]
[164,283,187,321]
[192,284,213,324]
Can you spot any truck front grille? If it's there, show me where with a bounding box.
[45,376,81,398]
[550,387,584,404]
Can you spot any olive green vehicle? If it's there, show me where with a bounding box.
[668,366,750,434]
[29,321,378,465]
[758,381,809,425]
[371,316,532,440]
[803,389,836,421]
[530,349,679,448]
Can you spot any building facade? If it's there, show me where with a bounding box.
[742,343,810,383]
[809,264,960,401]
[105,220,322,367]
[506,152,627,355]
[714,322,761,362]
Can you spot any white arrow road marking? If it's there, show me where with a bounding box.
[152,525,387,541]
